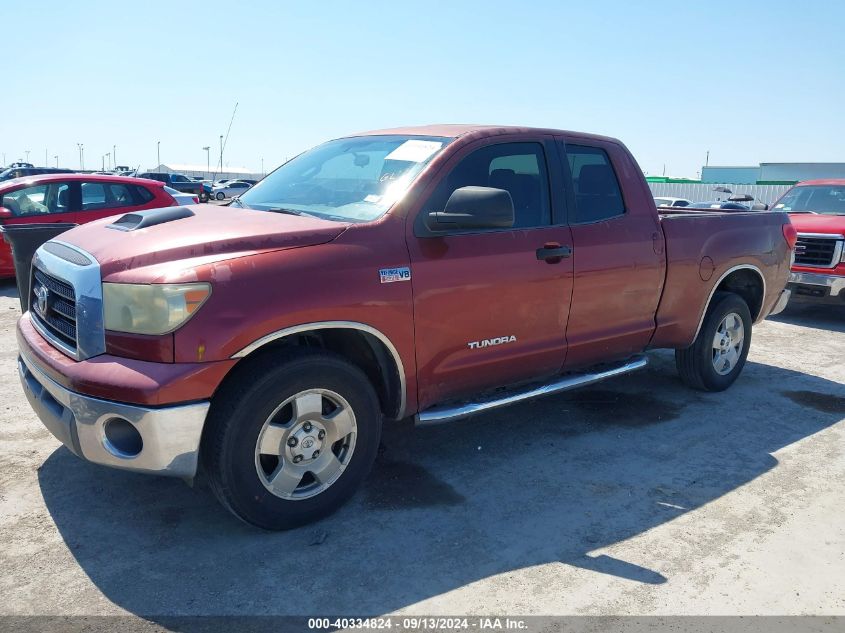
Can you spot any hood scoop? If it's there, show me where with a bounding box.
[107,206,195,231]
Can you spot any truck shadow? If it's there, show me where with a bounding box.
[769,302,845,333]
[0,278,19,299]
[37,351,845,621]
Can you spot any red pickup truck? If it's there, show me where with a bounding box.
[14,125,794,529]
[771,179,845,305]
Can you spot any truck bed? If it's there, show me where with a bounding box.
[649,209,791,349]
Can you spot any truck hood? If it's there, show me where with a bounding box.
[788,213,845,235]
[58,204,349,278]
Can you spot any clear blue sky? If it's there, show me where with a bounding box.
[3,0,843,178]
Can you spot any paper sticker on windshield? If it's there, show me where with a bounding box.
[385,140,443,163]
[379,267,411,284]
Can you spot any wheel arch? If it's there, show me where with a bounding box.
[693,264,766,341]
[229,322,406,420]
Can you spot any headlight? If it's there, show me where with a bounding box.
[103,283,211,335]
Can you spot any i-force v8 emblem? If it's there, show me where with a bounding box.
[379,267,411,283]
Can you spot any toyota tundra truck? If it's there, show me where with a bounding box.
[771,179,845,305]
[13,125,795,529]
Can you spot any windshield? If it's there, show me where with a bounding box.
[237,135,451,222]
[774,185,845,215]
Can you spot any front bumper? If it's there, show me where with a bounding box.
[19,350,209,478]
[788,271,845,303]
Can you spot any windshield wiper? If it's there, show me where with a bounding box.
[787,210,818,214]
[229,197,246,208]
[264,207,319,218]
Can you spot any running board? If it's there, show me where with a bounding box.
[415,355,648,426]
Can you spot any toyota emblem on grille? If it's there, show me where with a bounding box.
[35,284,49,315]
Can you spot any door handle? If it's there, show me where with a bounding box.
[536,242,572,263]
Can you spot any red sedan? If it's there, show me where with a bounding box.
[0,173,190,278]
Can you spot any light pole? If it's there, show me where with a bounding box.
[77,143,84,170]
[202,146,210,178]
[113,145,117,167]
[261,157,264,176]
[102,154,105,171]
[106,152,111,170]
[157,141,160,168]
[54,155,58,168]
[24,150,30,163]
[219,134,224,176]
[45,149,48,167]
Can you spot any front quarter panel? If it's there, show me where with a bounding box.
[172,215,418,412]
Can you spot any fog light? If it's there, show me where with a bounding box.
[103,417,143,457]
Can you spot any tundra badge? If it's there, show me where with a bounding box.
[379,267,411,283]
[468,335,517,349]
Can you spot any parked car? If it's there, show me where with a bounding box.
[138,172,209,202]
[14,124,793,529]
[0,166,74,182]
[0,173,186,277]
[654,196,691,207]
[163,185,199,205]
[773,179,845,305]
[212,180,251,200]
[688,201,751,211]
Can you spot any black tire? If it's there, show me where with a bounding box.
[199,191,209,203]
[202,349,382,530]
[675,291,752,392]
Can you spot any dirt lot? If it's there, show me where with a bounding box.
[1,278,843,621]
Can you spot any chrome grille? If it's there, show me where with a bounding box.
[794,235,840,268]
[31,268,77,351]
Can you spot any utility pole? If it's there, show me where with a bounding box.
[102,154,105,171]
[157,141,160,168]
[219,134,223,175]
[261,157,264,176]
[106,152,111,170]
[54,155,58,168]
[705,150,710,167]
[25,150,30,163]
[113,145,117,167]
[203,146,210,177]
[77,143,84,170]
[45,149,48,167]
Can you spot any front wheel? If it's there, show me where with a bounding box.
[216,192,225,200]
[202,350,382,530]
[675,291,752,392]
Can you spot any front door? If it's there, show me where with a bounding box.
[407,138,574,410]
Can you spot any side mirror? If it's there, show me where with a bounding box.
[751,202,769,211]
[426,186,514,231]
[0,207,12,221]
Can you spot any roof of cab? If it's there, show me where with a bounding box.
[794,179,845,186]
[345,123,620,144]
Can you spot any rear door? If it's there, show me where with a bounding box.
[555,138,664,368]
[407,137,574,409]
[77,180,157,223]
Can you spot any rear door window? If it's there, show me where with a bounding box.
[563,144,626,223]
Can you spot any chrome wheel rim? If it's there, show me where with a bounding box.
[254,388,357,500]
[712,312,744,376]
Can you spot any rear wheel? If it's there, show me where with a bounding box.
[675,291,752,392]
[216,191,225,200]
[202,349,382,530]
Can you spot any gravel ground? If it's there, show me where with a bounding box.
[0,278,843,622]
